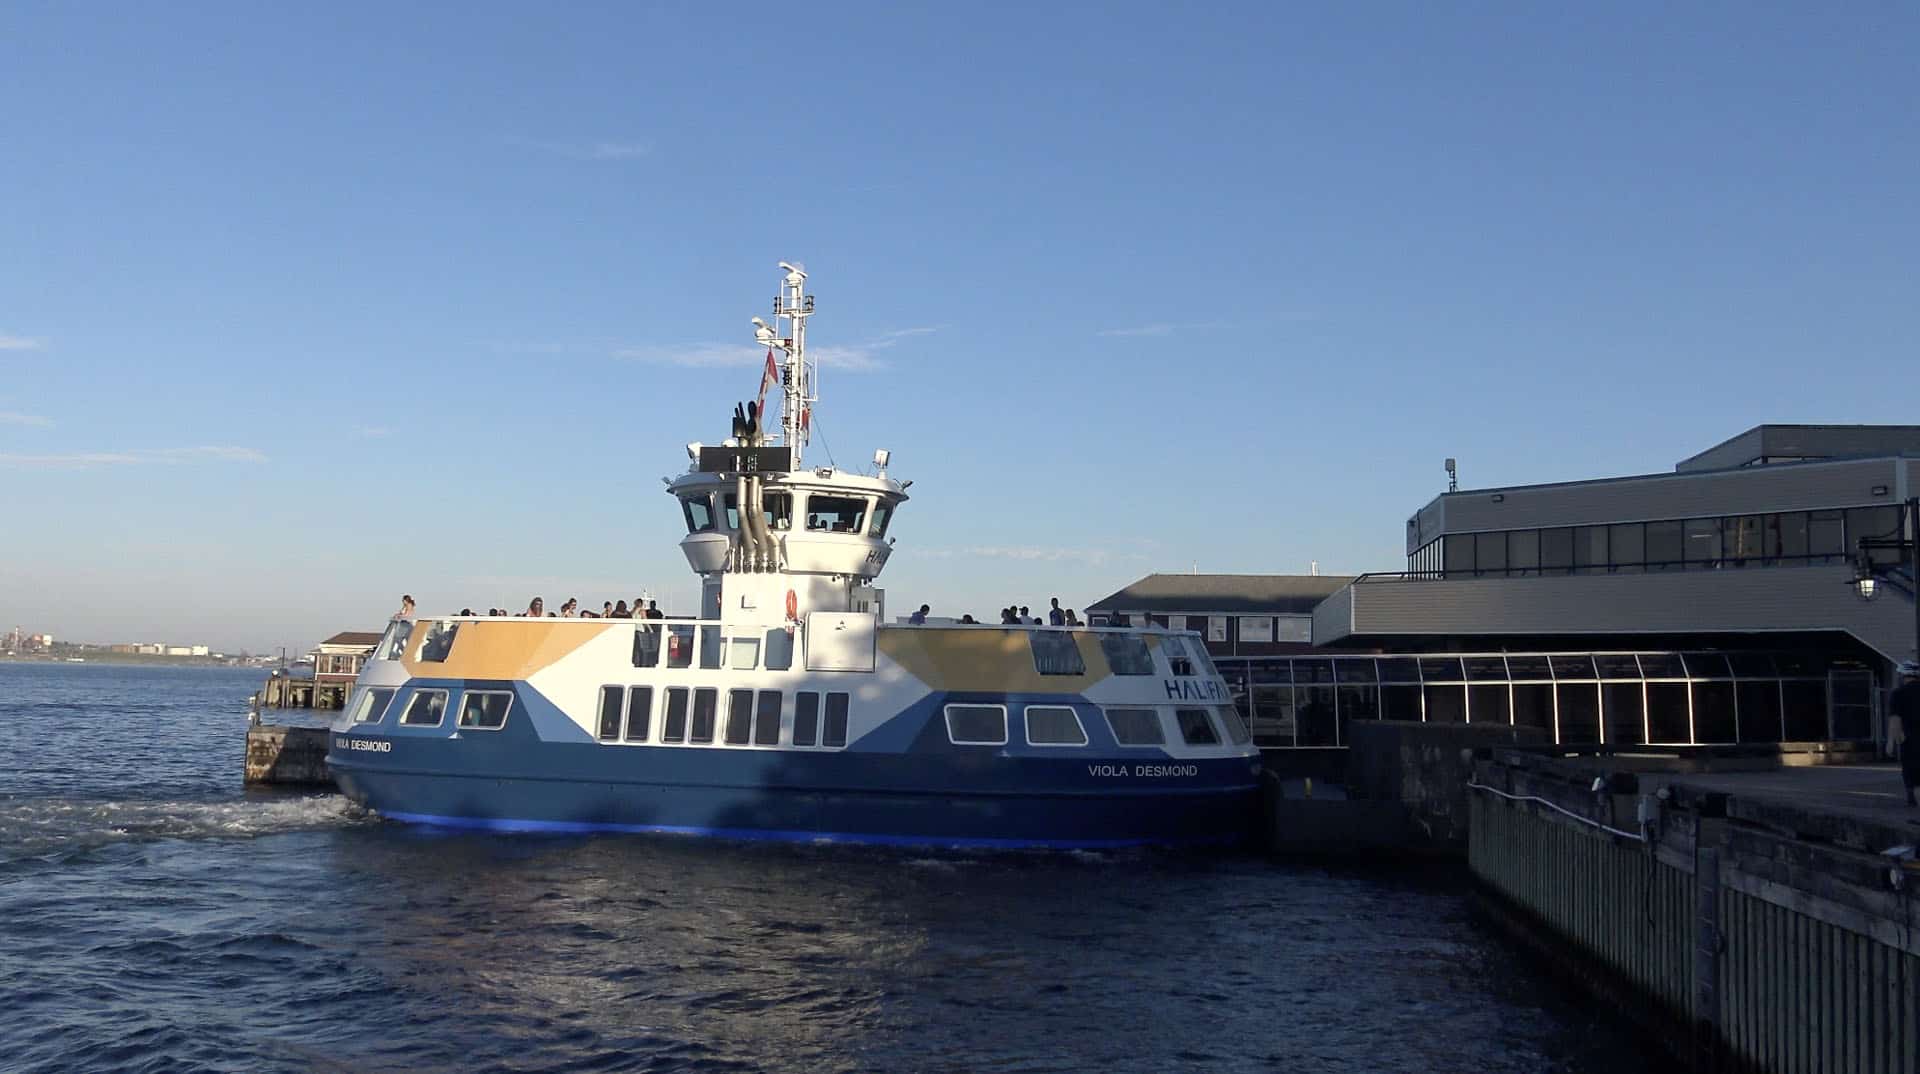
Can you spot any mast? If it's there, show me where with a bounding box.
[751,262,815,468]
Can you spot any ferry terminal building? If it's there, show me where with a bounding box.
[1088,425,1920,750]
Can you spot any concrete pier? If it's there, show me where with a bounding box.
[244,724,335,787]
[1469,747,1919,1073]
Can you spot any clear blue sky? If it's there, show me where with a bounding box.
[2,4,1915,655]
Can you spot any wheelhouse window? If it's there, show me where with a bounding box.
[350,687,396,724]
[1099,634,1155,676]
[805,495,868,534]
[458,691,513,731]
[418,620,459,662]
[1216,705,1252,745]
[870,500,895,538]
[681,495,716,534]
[1024,705,1087,746]
[1161,635,1197,677]
[1029,631,1086,675]
[1176,707,1220,746]
[399,689,449,727]
[1104,707,1165,746]
[764,491,792,531]
[374,620,414,661]
[945,704,1007,746]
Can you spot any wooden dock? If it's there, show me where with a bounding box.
[257,674,349,711]
[244,724,335,787]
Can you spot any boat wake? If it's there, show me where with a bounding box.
[0,794,372,867]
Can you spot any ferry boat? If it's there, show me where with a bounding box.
[328,264,1260,848]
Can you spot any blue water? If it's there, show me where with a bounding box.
[0,663,1672,1073]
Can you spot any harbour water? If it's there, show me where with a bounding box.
[0,663,1672,1073]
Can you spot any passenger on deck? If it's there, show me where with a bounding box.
[602,601,614,619]
[1018,605,1033,625]
[612,601,632,619]
[1000,607,1018,625]
[646,600,664,620]
[1065,609,1082,626]
[395,595,416,619]
[960,614,978,624]
[1048,598,1064,626]
[459,608,474,617]
[523,597,545,617]
[561,599,579,618]
[909,604,929,625]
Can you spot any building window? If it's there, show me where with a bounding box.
[398,689,448,727]
[1029,631,1086,675]
[1024,705,1088,746]
[350,687,396,724]
[1645,520,1682,570]
[1103,707,1165,746]
[1444,534,1474,576]
[1508,529,1540,575]
[945,704,1007,746]
[1682,518,1721,567]
[1573,526,1608,574]
[1608,523,1644,572]
[1238,616,1274,644]
[1475,532,1506,575]
[1540,528,1573,572]
[458,690,513,731]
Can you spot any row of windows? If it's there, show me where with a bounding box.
[941,703,1252,749]
[681,489,898,539]
[1217,654,1875,748]
[596,686,851,749]
[1410,505,1908,578]
[1092,613,1314,646]
[380,622,1211,682]
[348,686,513,731]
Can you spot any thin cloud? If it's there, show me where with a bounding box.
[913,543,1153,567]
[614,330,930,374]
[0,411,53,428]
[1097,323,1176,338]
[0,335,46,351]
[352,426,393,439]
[0,445,267,469]
[509,136,653,161]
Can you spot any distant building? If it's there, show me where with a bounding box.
[312,631,382,686]
[1088,424,1917,750]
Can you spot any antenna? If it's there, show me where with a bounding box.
[750,262,816,467]
[1445,457,1458,493]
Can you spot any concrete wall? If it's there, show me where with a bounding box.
[1343,721,1547,847]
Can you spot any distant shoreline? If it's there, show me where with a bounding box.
[0,654,266,670]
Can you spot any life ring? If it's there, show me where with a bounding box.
[785,589,798,621]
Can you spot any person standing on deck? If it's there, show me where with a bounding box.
[1891,661,1920,805]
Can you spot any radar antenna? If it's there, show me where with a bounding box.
[749,262,815,468]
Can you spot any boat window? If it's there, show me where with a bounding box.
[1176,707,1220,746]
[632,625,662,668]
[681,495,716,534]
[699,626,723,669]
[1025,705,1087,746]
[418,621,459,662]
[625,687,652,742]
[350,687,396,725]
[764,491,792,531]
[596,685,625,741]
[755,690,781,746]
[374,620,413,661]
[1029,631,1086,675]
[824,693,850,748]
[1216,705,1252,746]
[793,691,820,746]
[399,689,448,727]
[690,688,717,743]
[666,625,694,668]
[945,704,1007,746]
[871,500,895,538]
[805,495,868,534]
[459,691,513,731]
[1098,634,1155,676]
[764,628,794,671]
[662,688,689,743]
[1104,707,1165,746]
[1162,635,1196,677]
[730,637,759,670]
[725,689,755,745]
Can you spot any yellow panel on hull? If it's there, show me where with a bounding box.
[877,628,1108,693]
[400,620,612,681]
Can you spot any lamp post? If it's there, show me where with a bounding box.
[1851,496,1920,667]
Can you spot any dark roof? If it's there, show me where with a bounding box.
[1086,573,1355,615]
[319,631,383,648]
[1676,424,1920,473]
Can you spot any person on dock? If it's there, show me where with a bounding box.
[1892,661,1920,805]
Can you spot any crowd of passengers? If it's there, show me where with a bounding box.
[396,594,1088,627]
[906,597,1083,627]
